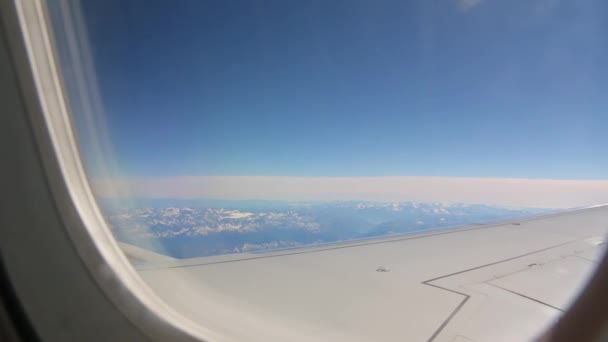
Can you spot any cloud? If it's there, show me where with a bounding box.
[92,176,608,209]
[459,0,482,11]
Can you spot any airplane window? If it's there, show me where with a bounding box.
[45,0,608,341]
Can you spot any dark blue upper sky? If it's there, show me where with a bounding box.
[78,0,607,179]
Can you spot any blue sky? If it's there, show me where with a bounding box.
[78,0,607,180]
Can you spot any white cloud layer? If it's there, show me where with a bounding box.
[92,176,608,209]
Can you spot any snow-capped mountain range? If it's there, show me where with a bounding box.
[104,201,550,258]
[108,207,320,238]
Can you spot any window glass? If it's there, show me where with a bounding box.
[46,1,608,340]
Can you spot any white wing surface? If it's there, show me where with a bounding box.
[127,205,608,342]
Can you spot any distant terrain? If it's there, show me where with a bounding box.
[103,200,551,259]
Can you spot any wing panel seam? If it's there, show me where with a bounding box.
[421,239,577,342]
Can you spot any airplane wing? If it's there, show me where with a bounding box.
[124,205,608,342]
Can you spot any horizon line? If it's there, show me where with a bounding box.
[91,176,608,209]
